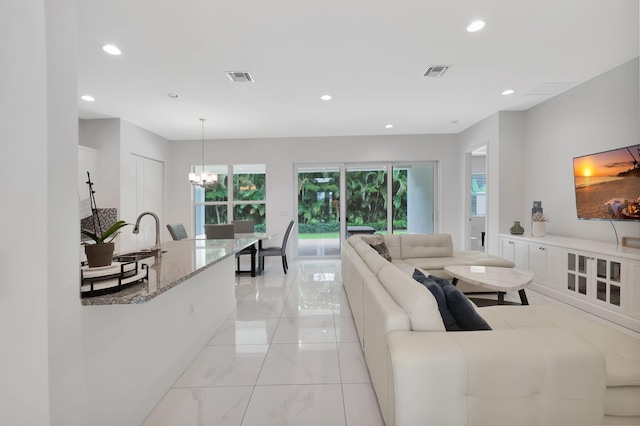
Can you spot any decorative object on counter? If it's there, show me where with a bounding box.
[81,172,130,267]
[531,212,549,237]
[80,208,118,242]
[531,200,543,216]
[188,118,218,187]
[81,261,148,298]
[509,221,525,235]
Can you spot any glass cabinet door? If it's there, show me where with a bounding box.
[595,257,622,308]
[566,250,589,297]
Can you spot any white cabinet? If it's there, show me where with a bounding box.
[564,249,592,300]
[499,233,640,332]
[564,249,628,315]
[563,249,627,312]
[499,237,524,269]
[525,242,563,290]
[628,260,640,320]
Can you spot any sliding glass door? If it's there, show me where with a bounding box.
[295,162,436,257]
[296,167,341,257]
[345,166,388,234]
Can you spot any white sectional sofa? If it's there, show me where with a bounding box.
[341,233,640,426]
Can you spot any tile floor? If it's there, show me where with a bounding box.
[142,258,640,426]
[142,259,384,426]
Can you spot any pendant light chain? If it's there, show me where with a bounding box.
[201,118,206,174]
[188,117,218,186]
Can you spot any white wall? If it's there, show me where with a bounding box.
[524,58,640,243]
[80,118,172,249]
[79,118,121,211]
[0,1,51,424]
[167,134,465,249]
[497,112,527,234]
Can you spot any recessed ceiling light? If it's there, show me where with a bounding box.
[81,95,95,102]
[167,92,180,99]
[502,89,515,95]
[466,20,485,32]
[102,44,121,55]
[320,95,332,101]
[385,124,394,129]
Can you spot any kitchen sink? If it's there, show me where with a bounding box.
[113,250,165,262]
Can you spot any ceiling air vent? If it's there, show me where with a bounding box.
[423,66,449,78]
[226,71,254,83]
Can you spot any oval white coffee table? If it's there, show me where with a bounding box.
[444,265,534,305]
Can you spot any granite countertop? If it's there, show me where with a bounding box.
[81,238,257,306]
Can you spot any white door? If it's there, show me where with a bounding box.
[122,154,164,251]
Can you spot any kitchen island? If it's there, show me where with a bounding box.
[81,237,257,305]
[80,237,256,426]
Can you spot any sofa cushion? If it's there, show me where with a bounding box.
[377,264,445,332]
[400,234,454,259]
[429,274,492,331]
[382,234,402,259]
[363,235,392,262]
[412,269,462,331]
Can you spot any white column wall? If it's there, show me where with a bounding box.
[0,1,51,424]
[406,166,435,234]
[167,134,464,248]
[457,113,503,255]
[45,1,89,425]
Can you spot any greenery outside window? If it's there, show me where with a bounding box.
[194,164,266,236]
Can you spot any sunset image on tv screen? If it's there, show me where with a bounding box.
[573,144,640,220]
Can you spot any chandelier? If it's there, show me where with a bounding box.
[189,118,218,187]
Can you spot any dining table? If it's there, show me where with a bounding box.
[234,232,275,276]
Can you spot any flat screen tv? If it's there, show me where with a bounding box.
[573,144,640,221]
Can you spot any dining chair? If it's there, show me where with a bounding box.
[259,220,295,274]
[204,224,235,239]
[166,223,188,241]
[232,220,255,234]
[232,220,255,273]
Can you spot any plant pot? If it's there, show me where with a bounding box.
[510,221,524,235]
[531,222,546,237]
[85,242,115,268]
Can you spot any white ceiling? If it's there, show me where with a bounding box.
[76,0,639,141]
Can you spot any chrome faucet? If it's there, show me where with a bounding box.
[132,211,161,255]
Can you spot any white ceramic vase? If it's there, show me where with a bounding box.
[531,221,546,237]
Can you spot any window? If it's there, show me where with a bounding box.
[471,173,486,216]
[193,164,266,236]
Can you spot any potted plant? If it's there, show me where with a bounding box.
[81,220,130,267]
[531,212,549,237]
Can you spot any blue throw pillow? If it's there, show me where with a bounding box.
[412,269,462,331]
[429,275,492,331]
